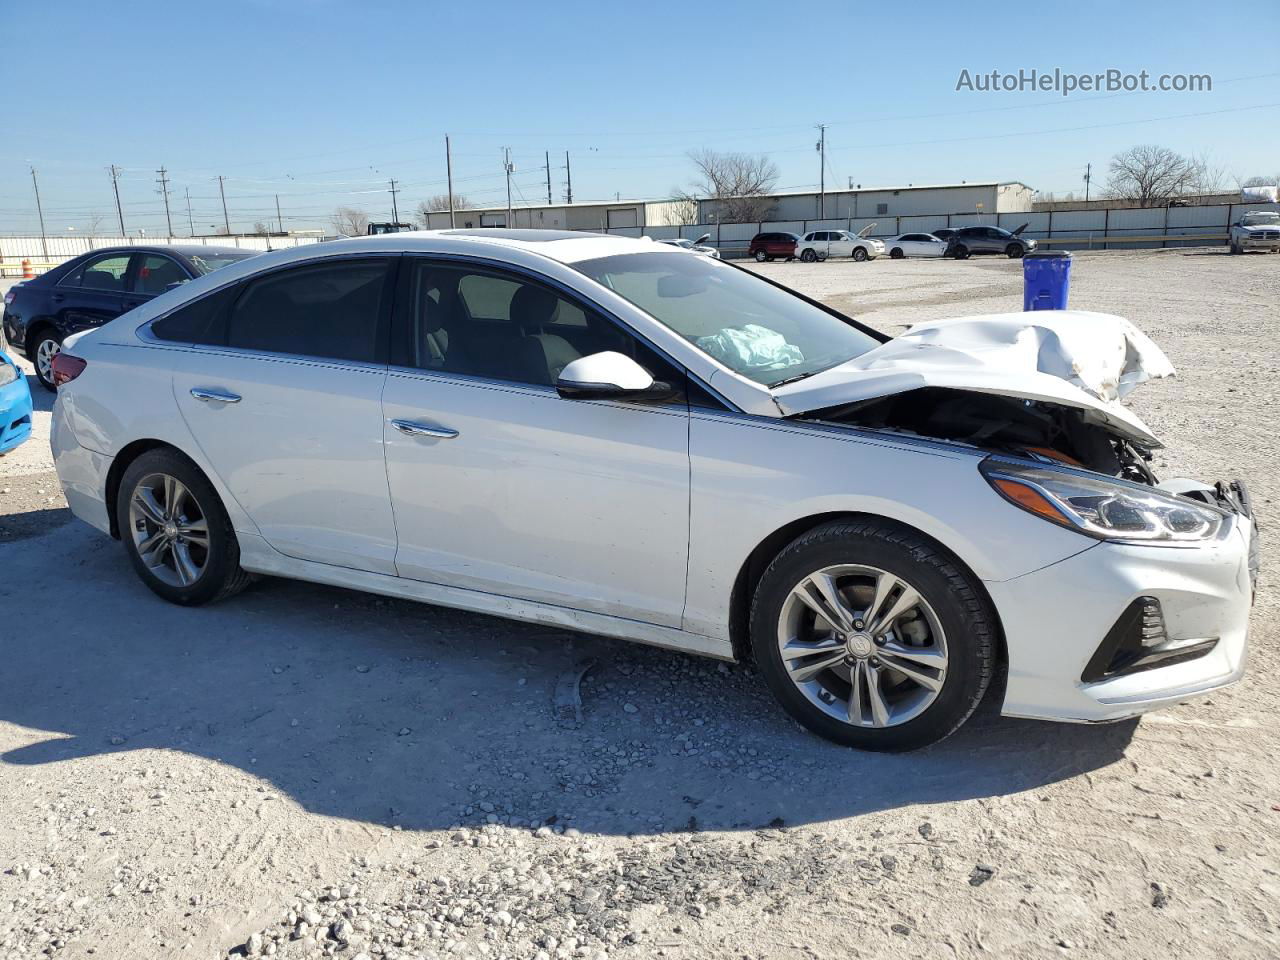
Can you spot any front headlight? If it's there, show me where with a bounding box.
[0,361,18,387]
[980,458,1227,543]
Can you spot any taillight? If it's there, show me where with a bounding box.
[51,353,87,387]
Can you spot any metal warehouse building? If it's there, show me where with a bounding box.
[417,181,1034,231]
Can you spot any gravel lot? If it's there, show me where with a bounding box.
[1,249,1276,960]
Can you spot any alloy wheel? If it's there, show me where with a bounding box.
[128,473,210,588]
[776,564,948,728]
[36,338,60,384]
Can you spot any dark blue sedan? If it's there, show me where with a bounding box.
[2,245,254,389]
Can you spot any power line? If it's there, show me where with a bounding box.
[29,166,48,257]
[109,164,125,235]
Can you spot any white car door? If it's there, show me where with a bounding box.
[380,258,691,626]
[828,231,854,258]
[165,256,400,573]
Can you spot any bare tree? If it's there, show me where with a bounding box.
[1186,153,1228,198]
[330,206,370,237]
[685,149,778,223]
[414,194,472,226]
[1241,175,1280,188]
[1104,145,1203,206]
[252,221,272,236]
[86,212,104,237]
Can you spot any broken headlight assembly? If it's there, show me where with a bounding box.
[980,458,1228,543]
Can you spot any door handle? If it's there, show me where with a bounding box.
[391,419,458,439]
[190,388,241,404]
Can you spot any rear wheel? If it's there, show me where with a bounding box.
[30,330,62,391]
[1006,243,1024,259]
[889,247,904,259]
[952,244,970,260]
[852,247,868,262]
[754,249,769,262]
[750,520,996,751]
[800,249,818,263]
[116,448,252,606]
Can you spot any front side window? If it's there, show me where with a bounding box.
[133,255,189,295]
[226,258,392,363]
[78,254,131,291]
[394,260,685,396]
[573,252,881,387]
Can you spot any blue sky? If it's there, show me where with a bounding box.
[1,0,1277,235]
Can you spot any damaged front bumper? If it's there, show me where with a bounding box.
[987,479,1256,724]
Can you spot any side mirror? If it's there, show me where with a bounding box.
[556,351,676,403]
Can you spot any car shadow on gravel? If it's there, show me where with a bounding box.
[1,524,1137,837]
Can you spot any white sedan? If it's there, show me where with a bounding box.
[49,229,1256,751]
[884,233,949,259]
[795,229,885,262]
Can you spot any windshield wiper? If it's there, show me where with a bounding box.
[768,370,822,388]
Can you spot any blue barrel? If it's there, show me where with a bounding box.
[1023,250,1072,311]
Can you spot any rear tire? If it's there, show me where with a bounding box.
[852,247,868,262]
[116,448,252,606]
[800,249,818,263]
[749,519,996,751]
[889,247,904,259]
[952,245,970,260]
[30,329,62,391]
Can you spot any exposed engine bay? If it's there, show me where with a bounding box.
[810,386,1158,484]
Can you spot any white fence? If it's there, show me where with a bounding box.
[0,234,322,275]
[616,201,1280,257]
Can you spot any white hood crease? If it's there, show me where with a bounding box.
[774,311,1176,447]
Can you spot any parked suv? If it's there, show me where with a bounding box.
[748,232,799,262]
[945,225,1037,260]
[2,245,254,389]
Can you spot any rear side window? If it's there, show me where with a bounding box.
[76,254,131,291]
[151,286,237,345]
[226,259,393,363]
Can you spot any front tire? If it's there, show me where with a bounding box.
[952,244,970,260]
[852,247,868,262]
[749,520,996,751]
[31,330,62,391]
[754,249,769,263]
[116,448,252,606]
[1006,243,1024,259]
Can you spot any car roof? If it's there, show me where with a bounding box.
[296,228,662,265]
[74,244,251,258]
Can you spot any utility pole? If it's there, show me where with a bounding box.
[1083,162,1092,202]
[184,187,195,236]
[109,164,125,235]
[545,151,552,205]
[445,135,456,228]
[275,194,284,234]
[504,148,514,227]
[388,178,400,223]
[29,166,48,258]
[217,175,231,235]
[816,124,827,219]
[564,150,573,204]
[155,166,173,237]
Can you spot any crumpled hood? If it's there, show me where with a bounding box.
[774,310,1175,446]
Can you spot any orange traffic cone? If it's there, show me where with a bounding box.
[21,259,34,279]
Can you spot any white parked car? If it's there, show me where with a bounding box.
[654,234,721,258]
[49,230,1256,751]
[795,229,885,263]
[1228,211,1280,254]
[884,233,949,259]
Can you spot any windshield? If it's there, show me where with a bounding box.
[188,252,254,275]
[573,252,882,386]
[1243,212,1280,225]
